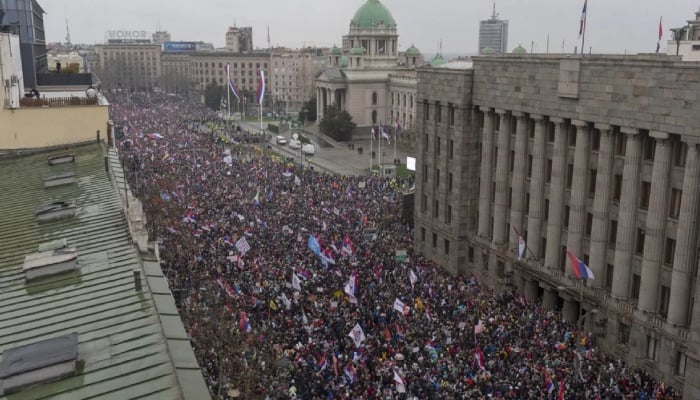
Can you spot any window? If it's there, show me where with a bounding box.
[640,181,651,210]
[636,229,646,255]
[566,164,574,189]
[444,239,450,255]
[615,132,627,156]
[432,233,437,248]
[527,156,533,177]
[372,92,378,105]
[674,142,688,167]
[433,200,439,218]
[468,246,475,262]
[609,220,618,247]
[588,169,597,197]
[618,322,630,344]
[631,274,641,301]
[446,205,452,224]
[664,238,676,265]
[449,140,454,160]
[421,195,427,212]
[448,173,453,192]
[677,352,688,376]
[421,227,426,242]
[670,188,682,219]
[659,285,670,318]
[585,213,593,236]
[564,206,570,228]
[423,165,428,183]
[448,104,455,126]
[644,137,656,161]
[424,134,429,151]
[605,264,614,292]
[647,336,657,360]
[436,102,442,123]
[424,101,430,121]
[546,159,553,183]
[613,174,623,203]
[591,129,601,151]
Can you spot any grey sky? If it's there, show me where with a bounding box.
[43,0,698,55]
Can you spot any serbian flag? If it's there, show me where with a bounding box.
[239,311,251,333]
[381,125,391,144]
[518,235,526,259]
[545,375,555,394]
[344,363,357,384]
[567,250,595,280]
[225,64,240,101]
[318,354,328,372]
[256,69,265,105]
[371,126,377,140]
[341,235,355,256]
[579,0,587,37]
[656,17,663,53]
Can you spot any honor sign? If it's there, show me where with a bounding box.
[106,30,151,44]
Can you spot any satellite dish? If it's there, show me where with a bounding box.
[292,133,299,140]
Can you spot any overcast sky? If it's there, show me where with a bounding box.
[42,0,698,55]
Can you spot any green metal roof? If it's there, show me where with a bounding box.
[349,47,365,55]
[512,44,527,54]
[405,44,421,56]
[351,0,396,29]
[0,144,207,399]
[430,53,448,67]
[330,45,342,55]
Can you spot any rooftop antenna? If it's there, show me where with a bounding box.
[65,18,71,45]
[492,1,499,19]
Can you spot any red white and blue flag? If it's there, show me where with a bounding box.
[256,69,265,105]
[225,64,240,101]
[567,250,595,280]
[545,375,555,394]
[579,0,587,37]
[239,311,251,333]
[318,354,328,372]
[474,346,486,370]
[395,117,402,134]
[342,235,355,256]
[558,379,566,400]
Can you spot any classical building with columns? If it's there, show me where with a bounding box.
[414,54,700,398]
[315,0,423,136]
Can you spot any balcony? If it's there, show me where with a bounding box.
[18,96,99,108]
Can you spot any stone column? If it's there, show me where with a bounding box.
[566,120,591,259]
[668,141,700,325]
[588,125,614,286]
[316,87,321,118]
[611,129,642,299]
[478,109,495,238]
[545,118,568,271]
[492,110,511,244]
[638,133,672,313]
[527,115,547,259]
[509,112,529,249]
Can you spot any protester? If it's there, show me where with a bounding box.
[112,92,681,400]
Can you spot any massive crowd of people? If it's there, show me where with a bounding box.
[111,93,681,400]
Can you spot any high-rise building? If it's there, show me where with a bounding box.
[478,5,508,54]
[225,26,253,53]
[414,52,700,399]
[270,47,323,113]
[93,43,162,91]
[152,30,171,45]
[0,0,48,88]
[668,8,700,60]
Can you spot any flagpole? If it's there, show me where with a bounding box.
[370,128,373,172]
[227,74,231,130]
[379,123,382,170]
[581,1,587,56]
[393,125,397,164]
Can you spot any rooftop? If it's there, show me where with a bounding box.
[0,144,208,399]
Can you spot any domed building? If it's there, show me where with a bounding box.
[316,0,423,137]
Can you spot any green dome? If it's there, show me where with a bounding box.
[430,54,447,67]
[482,47,496,54]
[349,47,365,55]
[512,44,527,54]
[331,45,342,55]
[339,55,349,67]
[351,0,397,29]
[405,44,420,56]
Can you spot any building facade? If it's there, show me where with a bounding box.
[225,26,253,53]
[668,8,700,60]
[316,0,421,135]
[414,54,700,398]
[93,43,162,91]
[270,47,323,113]
[478,8,508,54]
[0,0,48,88]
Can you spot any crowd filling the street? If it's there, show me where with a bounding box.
[111,93,681,400]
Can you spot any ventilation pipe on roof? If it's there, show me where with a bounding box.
[133,269,142,292]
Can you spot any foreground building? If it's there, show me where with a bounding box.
[414,53,700,398]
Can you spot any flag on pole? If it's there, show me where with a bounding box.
[393,369,406,393]
[294,175,301,186]
[545,375,555,394]
[409,269,418,288]
[474,346,486,370]
[225,64,240,101]
[557,379,566,400]
[567,250,595,280]
[308,234,321,256]
[318,354,328,372]
[579,0,587,37]
[348,323,366,348]
[518,235,526,259]
[292,273,302,291]
[371,126,377,140]
[239,311,251,332]
[253,190,260,206]
[395,117,402,135]
[656,16,663,53]
[256,69,265,105]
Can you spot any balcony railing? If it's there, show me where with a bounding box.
[18,96,99,108]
